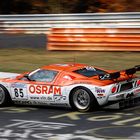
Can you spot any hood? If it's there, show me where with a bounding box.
[0,72,19,79]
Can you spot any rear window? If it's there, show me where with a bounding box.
[73,67,107,77]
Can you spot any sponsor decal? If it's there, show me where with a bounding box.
[97,96,106,99]
[14,100,31,105]
[28,85,61,95]
[30,97,40,100]
[11,83,26,88]
[99,74,110,80]
[30,96,54,101]
[72,81,92,84]
[11,83,28,99]
[47,97,53,101]
[95,87,105,94]
[32,101,48,105]
[40,96,47,100]
[54,95,66,102]
[85,66,96,71]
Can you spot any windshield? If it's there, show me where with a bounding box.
[73,67,107,77]
[29,69,58,82]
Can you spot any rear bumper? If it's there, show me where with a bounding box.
[105,87,140,109]
[104,96,140,109]
[108,87,140,101]
[119,97,140,108]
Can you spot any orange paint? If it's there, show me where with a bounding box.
[47,28,140,51]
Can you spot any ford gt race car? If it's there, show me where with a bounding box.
[0,63,140,112]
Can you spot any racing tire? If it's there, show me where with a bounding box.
[70,86,99,112]
[0,85,12,107]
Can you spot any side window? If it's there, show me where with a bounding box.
[29,69,58,82]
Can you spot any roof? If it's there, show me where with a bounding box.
[41,63,87,72]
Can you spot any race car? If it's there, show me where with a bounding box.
[0,63,140,112]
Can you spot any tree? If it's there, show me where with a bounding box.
[0,0,139,14]
[0,0,15,14]
[13,0,32,14]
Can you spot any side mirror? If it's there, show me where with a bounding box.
[24,74,31,81]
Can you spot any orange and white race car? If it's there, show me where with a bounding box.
[0,63,140,112]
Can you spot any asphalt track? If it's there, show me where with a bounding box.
[0,34,46,48]
[0,104,140,140]
[0,35,140,140]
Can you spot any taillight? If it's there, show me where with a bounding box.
[136,80,140,87]
[111,86,117,93]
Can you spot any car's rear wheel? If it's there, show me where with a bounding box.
[0,85,12,106]
[70,87,98,112]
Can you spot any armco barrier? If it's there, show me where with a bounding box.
[48,28,140,51]
[0,12,139,51]
[0,12,140,34]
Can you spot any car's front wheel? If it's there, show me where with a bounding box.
[0,85,12,107]
[70,87,98,112]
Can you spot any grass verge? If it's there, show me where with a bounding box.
[0,48,139,73]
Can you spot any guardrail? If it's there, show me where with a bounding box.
[48,28,140,51]
[0,12,140,34]
[0,12,140,51]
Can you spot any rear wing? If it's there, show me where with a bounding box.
[99,65,140,80]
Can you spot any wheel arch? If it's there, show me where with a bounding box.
[0,84,9,92]
[0,84,13,106]
[69,86,99,108]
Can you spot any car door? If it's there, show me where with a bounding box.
[10,69,61,105]
[26,69,61,105]
[27,81,62,104]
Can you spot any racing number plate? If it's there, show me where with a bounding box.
[10,83,28,99]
